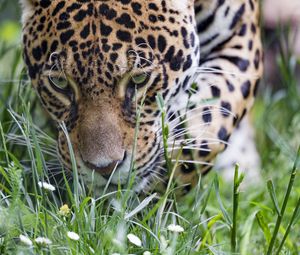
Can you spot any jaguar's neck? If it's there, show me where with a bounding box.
[195,0,248,57]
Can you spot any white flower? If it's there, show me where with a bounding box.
[67,231,80,241]
[143,251,152,255]
[35,237,52,245]
[127,233,142,247]
[19,235,33,246]
[38,181,56,191]
[111,253,121,255]
[167,224,184,233]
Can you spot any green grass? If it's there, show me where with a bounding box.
[0,21,300,255]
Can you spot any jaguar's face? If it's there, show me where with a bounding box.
[21,0,200,191]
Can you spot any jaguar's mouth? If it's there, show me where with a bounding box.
[78,151,131,186]
[83,152,128,179]
[84,160,119,178]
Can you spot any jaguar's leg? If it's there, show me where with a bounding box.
[171,0,263,188]
[215,115,262,186]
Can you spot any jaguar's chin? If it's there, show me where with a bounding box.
[77,152,133,189]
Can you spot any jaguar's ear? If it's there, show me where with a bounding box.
[20,0,36,23]
[167,0,194,11]
[20,0,39,11]
[20,0,51,23]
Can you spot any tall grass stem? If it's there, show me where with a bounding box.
[266,146,300,255]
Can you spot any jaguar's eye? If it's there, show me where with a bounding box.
[49,76,69,90]
[131,73,148,84]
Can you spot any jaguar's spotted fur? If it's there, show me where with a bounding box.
[21,0,263,193]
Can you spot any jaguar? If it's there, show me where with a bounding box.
[20,0,263,194]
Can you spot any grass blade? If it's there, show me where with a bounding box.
[214,175,232,226]
[267,146,300,255]
[124,193,157,220]
[276,197,300,254]
[240,211,258,255]
[256,211,272,245]
[267,180,281,216]
[231,165,244,253]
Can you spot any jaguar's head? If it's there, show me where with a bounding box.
[21,0,200,192]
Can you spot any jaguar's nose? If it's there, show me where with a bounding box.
[78,104,127,177]
[84,151,126,178]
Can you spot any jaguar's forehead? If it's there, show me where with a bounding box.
[22,0,195,39]
[22,0,197,85]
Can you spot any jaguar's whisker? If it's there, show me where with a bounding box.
[167,146,211,152]
[167,137,229,145]
[167,110,209,129]
[158,159,214,167]
[193,66,261,80]
[166,125,210,141]
[158,140,229,154]
[166,109,220,130]
[166,127,211,143]
[157,105,235,134]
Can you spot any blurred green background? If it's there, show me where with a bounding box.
[0,0,22,81]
